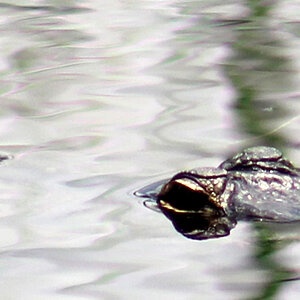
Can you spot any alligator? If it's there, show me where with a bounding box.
[135,147,300,240]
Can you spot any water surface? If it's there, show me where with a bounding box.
[1,0,300,299]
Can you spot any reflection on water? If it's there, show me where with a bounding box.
[226,2,292,148]
[0,0,300,299]
[225,1,300,298]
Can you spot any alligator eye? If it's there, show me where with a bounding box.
[158,180,217,212]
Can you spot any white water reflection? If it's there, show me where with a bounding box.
[0,0,300,299]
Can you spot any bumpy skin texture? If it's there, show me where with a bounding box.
[220,148,300,222]
[156,146,300,240]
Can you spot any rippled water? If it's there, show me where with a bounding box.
[1,0,300,299]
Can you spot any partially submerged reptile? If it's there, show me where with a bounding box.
[135,146,300,240]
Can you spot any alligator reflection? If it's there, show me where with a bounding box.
[136,146,300,241]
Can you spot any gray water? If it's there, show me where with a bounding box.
[1,0,300,299]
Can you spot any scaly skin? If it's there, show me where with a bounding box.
[155,146,300,240]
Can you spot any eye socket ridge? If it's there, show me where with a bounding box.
[172,168,228,182]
